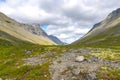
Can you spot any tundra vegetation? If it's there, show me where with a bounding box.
[0,39,120,80]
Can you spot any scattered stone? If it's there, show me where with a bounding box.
[61,79,64,80]
[44,75,47,77]
[22,48,120,80]
[72,69,80,75]
[71,76,77,80]
[80,49,89,54]
[25,50,32,54]
[88,72,97,80]
[75,56,85,62]
[53,61,58,65]
[90,56,98,62]
[5,79,15,80]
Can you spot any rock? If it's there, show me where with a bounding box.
[80,49,89,54]
[90,56,98,62]
[5,79,14,80]
[75,56,85,62]
[88,72,97,80]
[72,69,80,75]
[44,75,47,77]
[25,50,32,54]
[0,78,2,80]
[53,61,58,65]
[71,76,77,80]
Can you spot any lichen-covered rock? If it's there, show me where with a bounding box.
[75,56,85,62]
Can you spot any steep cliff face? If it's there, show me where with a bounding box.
[73,8,120,47]
[0,12,55,45]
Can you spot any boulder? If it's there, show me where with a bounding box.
[75,56,85,62]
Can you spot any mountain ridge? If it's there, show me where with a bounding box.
[0,12,56,45]
[48,35,65,45]
[73,8,120,47]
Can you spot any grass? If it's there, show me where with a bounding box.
[91,48,120,61]
[0,44,120,79]
[90,48,120,79]
[25,62,51,80]
[97,66,120,80]
[0,37,69,79]
[0,33,120,79]
[73,24,120,49]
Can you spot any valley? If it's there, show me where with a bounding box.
[0,6,120,80]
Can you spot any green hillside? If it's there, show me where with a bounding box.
[73,23,120,48]
[73,8,120,48]
[0,12,55,45]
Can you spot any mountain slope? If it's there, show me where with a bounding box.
[73,8,120,47]
[0,12,55,45]
[48,35,64,45]
[21,24,55,44]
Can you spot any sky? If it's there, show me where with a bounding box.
[0,0,120,43]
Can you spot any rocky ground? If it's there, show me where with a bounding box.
[22,48,120,80]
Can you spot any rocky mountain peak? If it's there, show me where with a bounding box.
[22,24,48,37]
[91,8,120,30]
[73,8,120,47]
[107,8,120,21]
[109,8,120,16]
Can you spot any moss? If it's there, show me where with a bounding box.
[91,48,120,61]
[97,68,120,80]
[25,62,51,80]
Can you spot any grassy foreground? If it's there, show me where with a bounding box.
[0,39,120,80]
[0,38,69,79]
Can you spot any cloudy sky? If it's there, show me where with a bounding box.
[0,0,120,43]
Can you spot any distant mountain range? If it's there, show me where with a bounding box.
[48,35,65,45]
[0,12,63,45]
[73,8,120,47]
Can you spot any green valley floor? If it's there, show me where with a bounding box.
[0,43,120,80]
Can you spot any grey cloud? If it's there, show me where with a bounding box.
[0,0,120,43]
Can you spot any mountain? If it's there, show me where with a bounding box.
[21,24,55,44]
[21,24,65,45]
[48,35,65,45]
[73,8,120,47]
[22,24,48,37]
[0,12,56,45]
